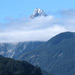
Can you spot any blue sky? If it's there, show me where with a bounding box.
[0,0,75,42]
[0,0,75,23]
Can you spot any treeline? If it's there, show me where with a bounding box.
[0,56,42,75]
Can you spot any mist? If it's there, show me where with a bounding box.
[0,9,75,43]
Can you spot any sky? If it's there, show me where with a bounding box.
[0,0,75,23]
[0,0,75,42]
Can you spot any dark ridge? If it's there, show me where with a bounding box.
[47,32,75,45]
[0,56,42,75]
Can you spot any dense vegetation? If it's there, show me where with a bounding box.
[19,32,75,75]
[0,56,42,75]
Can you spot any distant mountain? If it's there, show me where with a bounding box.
[0,55,42,75]
[0,41,44,59]
[0,55,4,58]
[0,43,16,58]
[13,42,45,59]
[19,32,75,75]
[30,8,47,19]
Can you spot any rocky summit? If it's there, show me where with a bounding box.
[30,8,47,19]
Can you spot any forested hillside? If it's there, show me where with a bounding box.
[0,56,42,75]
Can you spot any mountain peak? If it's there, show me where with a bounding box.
[48,32,75,45]
[30,8,47,19]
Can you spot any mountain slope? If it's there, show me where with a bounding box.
[0,41,44,59]
[13,41,44,59]
[0,55,43,75]
[19,32,75,75]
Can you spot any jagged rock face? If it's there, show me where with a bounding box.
[30,8,47,19]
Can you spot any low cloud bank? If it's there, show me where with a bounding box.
[0,9,75,43]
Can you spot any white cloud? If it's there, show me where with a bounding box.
[0,9,75,43]
[0,25,67,43]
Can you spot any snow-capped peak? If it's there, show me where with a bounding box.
[30,8,47,19]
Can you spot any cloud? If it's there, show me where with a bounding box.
[59,9,75,18]
[1,16,54,32]
[0,25,67,43]
[0,9,75,43]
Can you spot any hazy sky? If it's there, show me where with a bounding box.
[0,0,75,42]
